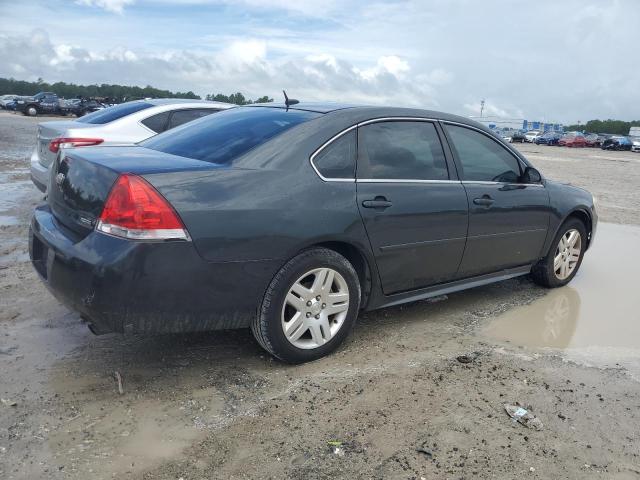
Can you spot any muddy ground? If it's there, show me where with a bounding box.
[1,111,639,479]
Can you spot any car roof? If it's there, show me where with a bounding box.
[248,102,491,130]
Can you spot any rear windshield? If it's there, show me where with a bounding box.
[141,107,322,164]
[77,101,153,124]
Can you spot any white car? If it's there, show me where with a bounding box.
[632,137,640,153]
[0,94,19,109]
[524,130,542,143]
[30,99,234,192]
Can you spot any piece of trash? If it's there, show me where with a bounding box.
[327,440,345,456]
[1,398,17,407]
[529,467,536,472]
[330,446,345,456]
[114,371,124,395]
[504,403,544,430]
[456,352,481,364]
[415,446,433,458]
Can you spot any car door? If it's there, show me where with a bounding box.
[356,120,469,295]
[442,122,550,278]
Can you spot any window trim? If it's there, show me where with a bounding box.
[310,117,446,183]
[441,120,545,188]
[309,125,358,182]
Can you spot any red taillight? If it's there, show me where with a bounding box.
[96,174,189,241]
[49,137,104,153]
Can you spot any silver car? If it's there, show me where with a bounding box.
[30,98,234,192]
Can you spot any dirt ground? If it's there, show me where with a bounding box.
[1,111,640,479]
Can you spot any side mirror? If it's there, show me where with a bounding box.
[522,166,542,184]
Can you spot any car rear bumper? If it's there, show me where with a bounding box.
[29,204,279,334]
[30,148,48,192]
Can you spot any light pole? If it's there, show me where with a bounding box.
[480,99,485,117]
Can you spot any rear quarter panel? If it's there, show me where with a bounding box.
[145,167,371,265]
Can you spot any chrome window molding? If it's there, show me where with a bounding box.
[461,180,544,188]
[309,125,358,182]
[310,117,439,183]
[310,117,546,187]
[357,179,460,184]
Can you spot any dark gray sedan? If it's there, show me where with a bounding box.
[29,103,597,363]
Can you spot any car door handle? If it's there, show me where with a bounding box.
[362,197,392,209]
[473,196,494,207]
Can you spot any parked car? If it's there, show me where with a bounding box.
[29,98,234,192]
[510,130,527,143]
[15,92,64,116]
[61,98,106,117]
[524,130,542,143]
[601,135,632,151]
[534,132,562,145]
[558,133,587,147]
[631,137,640,153]
[29,103,597,363]
[584,133,602,147]
[0,94,20,109]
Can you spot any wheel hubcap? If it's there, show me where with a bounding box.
[281,267,349,349]
[553,229,581,280]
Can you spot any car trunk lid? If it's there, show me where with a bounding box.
[47,146,217,238]
[36,121,94,169]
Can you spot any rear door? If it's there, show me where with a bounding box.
[356,120,469,295]
[442,122,550,277]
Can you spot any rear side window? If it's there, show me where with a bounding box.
[312,130,356,179]
[77,101,153,124]
[142,107,322,165]
[358,121,449,180]
[141,111,170,133]
[168,109,218,129]
[444,124,521,183]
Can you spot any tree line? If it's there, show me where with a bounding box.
[0,77,199,101]
[564,119,640,135]
[0,77,274,105]
[205,92,273,105]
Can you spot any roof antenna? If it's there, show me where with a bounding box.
[283,90,299,110]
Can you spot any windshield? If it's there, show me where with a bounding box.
[76,101,153,124]
[142,107,322,164]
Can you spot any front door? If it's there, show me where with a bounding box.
[442,123,550,277]
[356,120,469,295]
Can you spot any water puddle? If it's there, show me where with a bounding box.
[482,222,640,377]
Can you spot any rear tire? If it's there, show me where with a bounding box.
[532,218,587,288]
[251,248,361,363]
[26,106,38,116]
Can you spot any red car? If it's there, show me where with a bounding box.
[558,133,587,147]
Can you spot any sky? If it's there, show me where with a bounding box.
[0,0,638,123]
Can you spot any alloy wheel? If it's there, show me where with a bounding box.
[281,267,349,349]
[553,229,581,280]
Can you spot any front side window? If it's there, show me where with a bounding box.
[357,121,449,180]
[312,130,356,179]
[444,124,521,183]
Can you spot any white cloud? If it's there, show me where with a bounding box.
[0,0,638,122]
[0,30,444,108]
[75,0,135,14]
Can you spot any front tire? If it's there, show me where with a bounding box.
[532,218,587,288]
[26,106,38,116]
[251,248,361,363]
